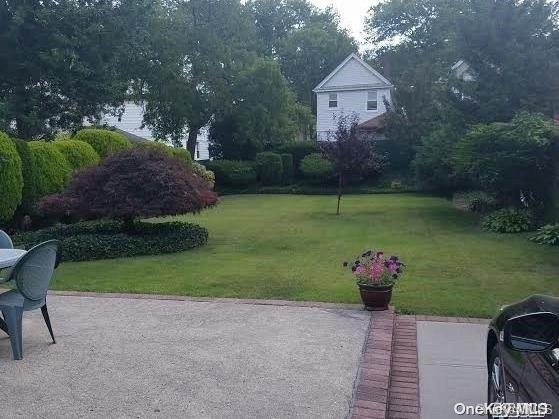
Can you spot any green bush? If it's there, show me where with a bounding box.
[452,191,498,213]
[28,141,71,198]
[530,224,559,246]
[73,128,131,158]
[53,139,100,171]
[280,153,294,185]
[205,160,257,187]
[11,138,37,212]
[0,132,23,223]
[135,141,193,167]
[276,141,319,176]
[255,152,283,185]
[14,220,208,262]
[482,208,535,233]
[192,162,215,188]
[300,153,334,184]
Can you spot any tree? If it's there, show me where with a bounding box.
[39,147,218,231]
[321,115,385,215]
[0,0,156,139]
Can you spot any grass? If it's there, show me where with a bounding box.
[52,194,559,318]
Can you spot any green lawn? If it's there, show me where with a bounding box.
[52,194,559,318]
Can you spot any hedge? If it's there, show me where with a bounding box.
[135,141,193,167]
[280,153,294,185]
[14,220,208,262]
[73,128,131,158]
[0,132,23,223]
[28,141,71,198]
[255,152,283,185]
[205,160,257,187]
[276,141,319,176]
[11,138,36,212]
[300,153,334,184]
[53,139,100,171]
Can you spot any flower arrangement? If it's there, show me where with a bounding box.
[344,250,405,287]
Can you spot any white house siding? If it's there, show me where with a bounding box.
[100,102,210,161]
[321,58,385,89]
[315,88,392,140]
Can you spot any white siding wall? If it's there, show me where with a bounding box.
[316,88,392,140]
[101,102,210,160]
[322,59,385,88]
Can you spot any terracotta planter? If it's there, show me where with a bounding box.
[358,283,393,311]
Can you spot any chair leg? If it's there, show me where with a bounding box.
[41,304,56,344]
[2,307,23,360]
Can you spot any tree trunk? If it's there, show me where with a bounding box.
[336,174,343,215]
[186,127,200,160]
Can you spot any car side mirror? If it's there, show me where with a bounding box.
[504,312,559,352]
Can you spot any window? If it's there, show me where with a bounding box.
[367,91,378,111]
[196,142,200,159]
[328,93,338,108]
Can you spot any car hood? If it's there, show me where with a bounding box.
[492,294,559,331]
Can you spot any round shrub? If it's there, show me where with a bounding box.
[13,220,208,262]
[280,153,294,185]
[300,153,334,184]
[73,128,131,158]
[530,224,559,246]
[482,208,535,233]
[28,141,71,198]
[11,138,36,212]
[276,141,319,176]
[135,141,193,167]
[53,140,100,171]
[205,160,257,187]
[0,132,23,222]
[192,162,215,188]
[255,152,283,185]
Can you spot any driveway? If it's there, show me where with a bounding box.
[0,295,369,418]
[417,321,488,419]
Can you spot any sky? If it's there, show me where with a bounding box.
[309,0,381,45]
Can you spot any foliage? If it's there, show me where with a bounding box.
[134,141,193,167]
[204,160,257,187]
[452,191,498,214]
[73,128,131,158]
[0,132,23,223]
[53,140,100,171]
[0,0,156,138]
[11,137,36,212]
[530,224,559,246]
[482,208,535,233]
[255,152,284,185]
[14,220,208,262]
[320,115,385,214]
[192,162,215,189]
[39,147,218,224]
[413,126,464,193]
[344,250,405,287]
[454,113,558,207]
[276,141,319,176]
[280,153,294,185]
[300,153,334,184]
[28,141,71,199]
[209,59,303,160]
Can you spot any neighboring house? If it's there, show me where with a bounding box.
[100,102,210,160]
[313,53,394,141]
[450,60,476,82]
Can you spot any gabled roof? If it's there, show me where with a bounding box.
[313,53,393,93]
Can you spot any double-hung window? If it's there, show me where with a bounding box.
[367,91,378,111]
[328,93,338,108]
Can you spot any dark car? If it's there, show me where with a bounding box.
[487,295,559,418]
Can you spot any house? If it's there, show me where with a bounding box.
[450,60,476,82]
[313,53,393,141]
[100,102,210,160]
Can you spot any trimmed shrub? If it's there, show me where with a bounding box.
[530,224,559,246]
[452,191,498,213]
[14,220,208,262]
[73,128,131,158]
[11,138,36,212]
[135,141,193,167]
[280,153,294,185]
[482,208,535,233]
[255,152,283,185]
[192,162,215,188]
[0,132,23,223]
[28,141,71,198]
[276,141,319,176]
[300,153,334,184]
[53,140,100,171]
[205,160,257,187]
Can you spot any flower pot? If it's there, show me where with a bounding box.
[358,284,393,311]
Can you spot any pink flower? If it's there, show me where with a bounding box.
[355,266,366,275]
[369,262,384,280]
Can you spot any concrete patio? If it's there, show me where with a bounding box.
[0,295,370,418]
